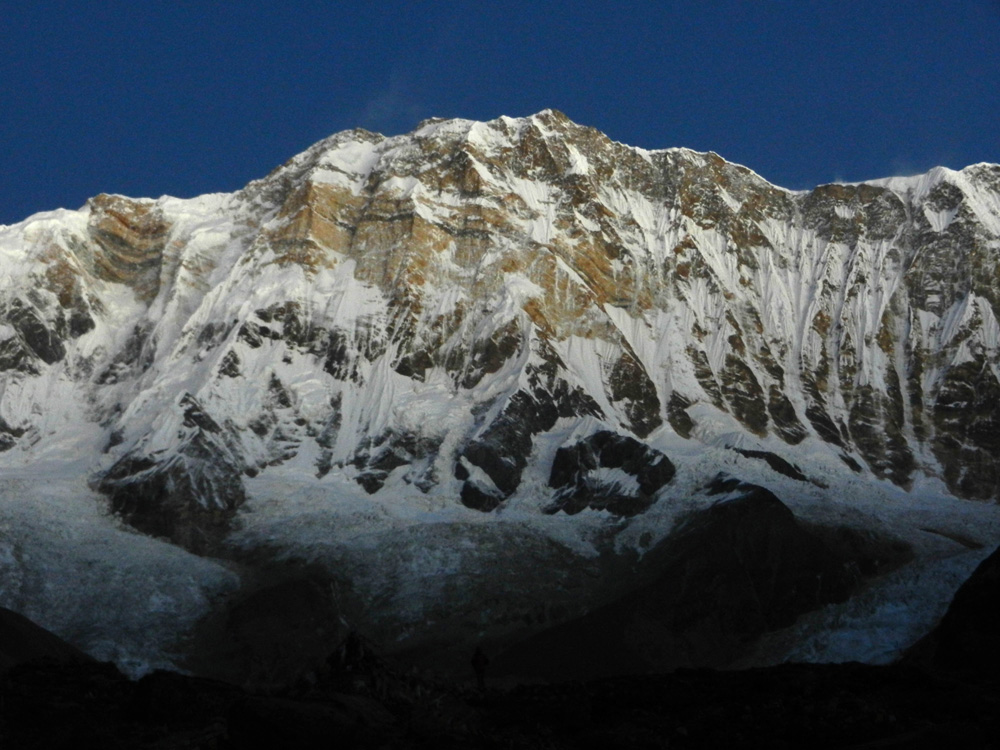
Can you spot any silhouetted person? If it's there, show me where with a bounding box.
[471,645,489,691]
[340,631,368,669]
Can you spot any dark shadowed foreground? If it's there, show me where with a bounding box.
[3,544,999,749]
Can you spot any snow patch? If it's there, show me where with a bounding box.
[923,204,959,232]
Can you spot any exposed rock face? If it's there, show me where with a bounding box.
[1,111,999,550]
[87,194,168,301]
[731,448,809,483]
[96,394,247,553]
[547,431,675,515]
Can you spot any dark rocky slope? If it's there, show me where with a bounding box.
[0,606,94,675]
[4,554,1000,750]
[492,481,912,680]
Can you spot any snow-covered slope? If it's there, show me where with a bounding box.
[2,110,999,674]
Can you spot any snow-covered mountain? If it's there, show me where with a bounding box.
[2,110,999,677]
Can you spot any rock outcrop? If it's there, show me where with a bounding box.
[546,430,675,515]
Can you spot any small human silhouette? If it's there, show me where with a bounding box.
[471,645,490,691]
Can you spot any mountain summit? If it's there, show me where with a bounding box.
[2,111,999,674]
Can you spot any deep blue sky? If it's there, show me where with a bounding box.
[2,1,998,225]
